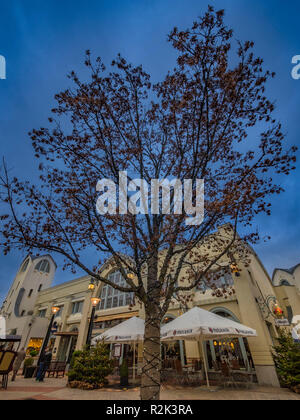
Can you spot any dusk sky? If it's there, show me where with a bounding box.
[0,0,299,302]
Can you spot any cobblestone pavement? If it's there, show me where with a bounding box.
[0,375,299,400]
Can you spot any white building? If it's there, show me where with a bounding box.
[0,254,56,349]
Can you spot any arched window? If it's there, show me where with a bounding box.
[99,271,134,310]
[196,267,233,292]
[280,279,290,286]
[35,259,50,273]
[20,259,29,272]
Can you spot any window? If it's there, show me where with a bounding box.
[98,271,134,310]
[196,267,234,292]
[35,259,50,273]
[38,284,43,292]
[71,301,83,314]
[280,279,290,286]
[20,259,29,272]
[55,306,64,318]
[286,306,293,323]
[28,289,33,298]
[38,309,46,318]
[21,310,26,317]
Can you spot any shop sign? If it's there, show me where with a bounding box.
[275,319,290,327]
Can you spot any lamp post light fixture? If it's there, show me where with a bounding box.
[86,297,101,348]
[127,273,134,280]
[230,262,240,277]
[37,305,60,365]
[88,279,95,291]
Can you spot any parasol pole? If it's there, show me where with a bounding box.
[133,341,136,382]
[201,339,210,388]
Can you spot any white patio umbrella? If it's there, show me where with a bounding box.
[91,316,145,380]
[161,307,257,388]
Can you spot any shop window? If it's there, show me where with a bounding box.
[27,338,43,355]
[205,309,254,372]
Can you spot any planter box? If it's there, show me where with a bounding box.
[120,376,129,387]
[24,366,36,378]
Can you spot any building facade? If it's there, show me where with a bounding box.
[0,254,56,349]
[272,264,300,326]
[2,231,299,387]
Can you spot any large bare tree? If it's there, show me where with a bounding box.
[0,7,296,399]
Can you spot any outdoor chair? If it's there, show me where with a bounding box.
[0,350,17,389]
[220,362,236,389]
[231,370,255,389]
[230,359,240,370]
[46,361,66,378]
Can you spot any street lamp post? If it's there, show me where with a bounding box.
[86,297,101,349]
[37,305,60,365]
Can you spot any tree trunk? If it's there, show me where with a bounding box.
[140,304,162,400]
[140,252,162,400]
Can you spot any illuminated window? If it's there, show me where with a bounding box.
[27,338,43,355]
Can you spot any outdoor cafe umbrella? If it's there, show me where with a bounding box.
[161,307,257,388]
[91,316,145,380]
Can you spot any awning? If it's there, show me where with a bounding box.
[94,311,139,323]
[53,331,78,337]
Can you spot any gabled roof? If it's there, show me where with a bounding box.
[272,263,300,282]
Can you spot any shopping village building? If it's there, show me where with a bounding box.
[1,226,300,388]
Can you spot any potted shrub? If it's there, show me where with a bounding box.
[24,357,36,378]
[68,343,114,390]
[119,359,129,388]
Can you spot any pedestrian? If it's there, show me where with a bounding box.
[12,347,26,381]
[36,347,52,382]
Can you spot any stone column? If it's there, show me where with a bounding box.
[234,269,280,387]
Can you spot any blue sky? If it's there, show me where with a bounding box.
[0,0,299,301]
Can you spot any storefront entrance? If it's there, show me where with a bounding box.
[161,315,186,367]
[56,330,78,363]
[204,309,254,372]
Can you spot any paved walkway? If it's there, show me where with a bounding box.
[0,376,300,400]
